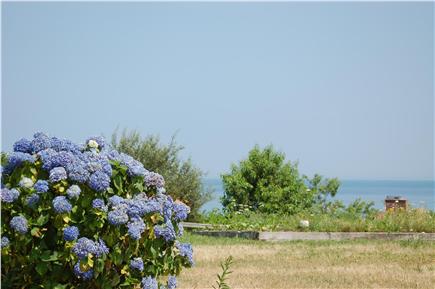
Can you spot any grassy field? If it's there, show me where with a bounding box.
[177,233,435,289]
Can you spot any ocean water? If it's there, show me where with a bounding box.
[201,179,435,212]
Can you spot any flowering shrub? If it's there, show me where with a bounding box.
[1,133,193,288]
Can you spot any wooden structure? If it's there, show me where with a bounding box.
[385,196,407,211]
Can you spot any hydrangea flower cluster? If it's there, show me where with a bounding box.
[73,261,94,280]
[52,196,72,214]
[72,237,108,259]
[176,241,194,267]
[63,226,80,241]
[10,216,28,234]
[130,257,144,271]
[1,236,10,248]
[66,184,81,199]
[34,180,49,193]
[19,177,34,189]
[25,193,40,207]
[1,188,20,203]
[142,276,158,289]
[1,133,192,288]
[92,198,108,212]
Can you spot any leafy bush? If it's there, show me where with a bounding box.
[221,145,339,214]
[112,129,211,220]
[1,133,193,288]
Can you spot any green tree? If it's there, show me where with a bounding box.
[221,145,340,214]
[112,129,211,220]
[221,145,312,214]
[305,174,341,212]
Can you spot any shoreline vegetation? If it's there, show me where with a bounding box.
[199,208,435,233]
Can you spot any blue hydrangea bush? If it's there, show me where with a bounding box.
[1,133,193,289]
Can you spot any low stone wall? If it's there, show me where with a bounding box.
[193,230,259,240]
[258,231,435,241]
[192,230,435,241]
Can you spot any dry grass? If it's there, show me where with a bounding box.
[177,234,435,289]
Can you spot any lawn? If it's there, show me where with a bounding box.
[177,233,435,289]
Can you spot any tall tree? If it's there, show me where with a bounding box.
[112,129,211,220]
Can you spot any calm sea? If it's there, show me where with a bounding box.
[201,179,435,212]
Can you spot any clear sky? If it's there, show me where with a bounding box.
[2,2,434,180]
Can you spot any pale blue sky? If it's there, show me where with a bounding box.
[2,2,434,180]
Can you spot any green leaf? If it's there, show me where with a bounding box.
[36,262,48,275]
[31,227,41,237]
[110,272,121,287]
[41,251,59,262]
[36,214,49,226]
[95,258,105,273]
[150,246,157,258]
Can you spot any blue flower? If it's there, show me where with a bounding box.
[26,193,40,207]
[66,160,89,183]
[10,216,28,234]
[34,180,49,193]
[1,188,20,203]
[178,223,184,237]
[143,199,163,215]
[92,198,107,212]
[88,171,110,192]
[52,196,72,214]
[130,257,144,271]
[127,198,149,217]
[72,237,100,259]
[127,159,148,177]
[50,151,76,169]
[112,153,148,177]
[127,217,146,240]
[108,209,129,226]
[101,149,120,161]
[50,137,81,153]
[144,172,165,189]
[73,261,94,280]
[162,196,174,221]
[31,132,51,153]
[3,152,35,174]
[49,137,63,152]
[1,236,10,248]
[154,221,176,242]
[39,150,76,171]
[167,275,177,289]
[82,151,112,176]
[66,185,81,199]
[19,177,34,189]
[108,195,125,206]
[49,167,67,183]
[97,238,109,256]
[172,201,190,221]
[63,226,79,241]
[176,242,194,266]
[13,138,32,153]
[38,148,57,171]
[141,276,158,289]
